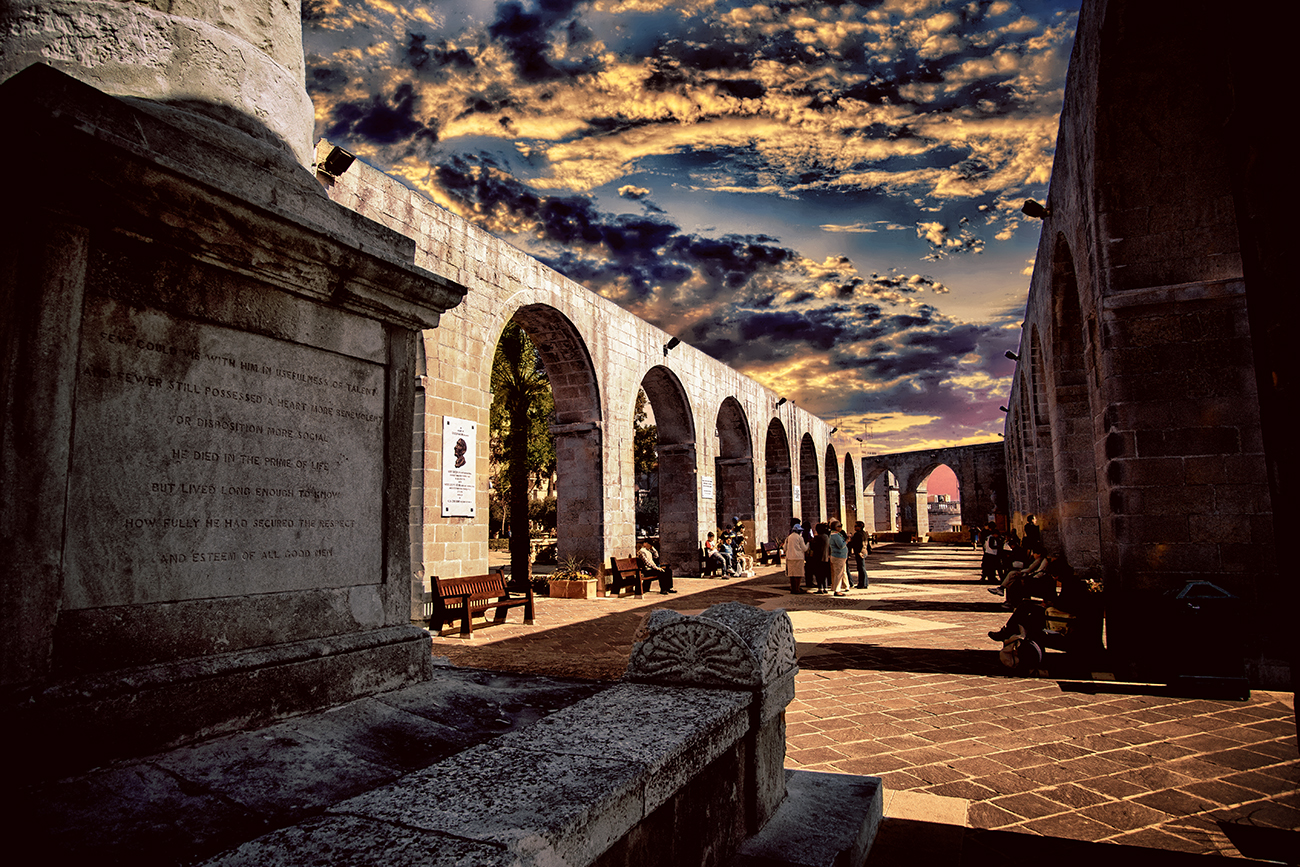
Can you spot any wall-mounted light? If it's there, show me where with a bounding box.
[830,427,837,434]
[1021,199,1050,219]
[318,145,356,179]
[1005,351,1019,361]
[775,397,787,408]
[999,406,1009,413]
[663,336,681,357]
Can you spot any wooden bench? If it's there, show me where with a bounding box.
[699,546,723,577]
[608,556,643,598]
[427,571,534,637]
[758,541,782,566]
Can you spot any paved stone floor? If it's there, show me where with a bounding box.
[443,543,1298,864]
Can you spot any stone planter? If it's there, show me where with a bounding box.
[548,578,597,599]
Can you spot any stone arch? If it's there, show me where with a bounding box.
[501,304,604,568]
[1047,235,1101,566]
[906,462,962,538]
[870,468,898,533]
[824,443,841,523]
[843,453,858,530]
[1027,326,1057,522]
[799,433,821,530]
[714,397,754,550]
[763,420,792,544]
[640,364,697,574]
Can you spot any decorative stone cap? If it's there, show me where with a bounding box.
[625,601,797,689]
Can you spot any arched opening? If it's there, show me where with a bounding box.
[714,397,754,553]
[799,433,821,530]
[640,365,697,574]
[504,305,603,573]
[764,420,792,544]
[843,454,858,530]
[1048,235,1101,567]
[915,463,961,538]
[824,444,841,524]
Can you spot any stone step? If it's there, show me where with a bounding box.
[729,770,883,867]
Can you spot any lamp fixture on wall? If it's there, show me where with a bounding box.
[318,145,356,179]
[999,406,1009,413]
[1021,199,1050,219]
[830,427,837,434]
[1005,351,1019,361]
[663,336,681,356]
[775,397,787,408]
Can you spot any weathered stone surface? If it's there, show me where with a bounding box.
[730,770,884,867]
[0,0,316,167]
[202,815,510,867]
[625,601,797,689]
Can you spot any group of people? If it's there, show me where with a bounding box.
[981,515,1094,669]
[974,514,1042,585]
[703,520,753,577]
[782,518,871,596]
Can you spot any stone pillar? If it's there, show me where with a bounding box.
[658,442,698,574]
[626,601,798,831]
[873,474,898,532]
[0,0,316,168]
[553,423,606,571]
[718,456,756,555]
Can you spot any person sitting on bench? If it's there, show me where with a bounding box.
[638,541,676,594]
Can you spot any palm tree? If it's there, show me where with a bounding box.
[490,322,554,588]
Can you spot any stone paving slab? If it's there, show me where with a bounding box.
[442,544,1299,862]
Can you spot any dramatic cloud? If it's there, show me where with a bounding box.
[304,0,1076,451]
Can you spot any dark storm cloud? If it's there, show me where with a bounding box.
[489,0,600,82]
[436,157,794,302]
[327,83,434,147]
[404,32,476,77]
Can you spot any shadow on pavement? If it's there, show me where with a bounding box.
[870,819,1255,867]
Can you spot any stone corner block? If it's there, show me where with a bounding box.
[623,601,797,690]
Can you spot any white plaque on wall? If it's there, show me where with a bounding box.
[701,475,714,500]
[793,484,801,504]
[441,416,477,517]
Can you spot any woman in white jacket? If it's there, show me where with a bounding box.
[783,520,808,594]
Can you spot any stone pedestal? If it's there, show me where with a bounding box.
[0,65,465,775]
[625,601,798,830]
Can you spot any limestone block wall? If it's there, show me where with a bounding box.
[318,146,845,585]
[1003,0,1281,682]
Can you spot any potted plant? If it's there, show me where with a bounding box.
[547,556,597,599]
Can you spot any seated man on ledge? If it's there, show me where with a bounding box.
[638,540,676,594]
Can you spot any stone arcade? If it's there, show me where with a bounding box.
[1001,0,1292,689]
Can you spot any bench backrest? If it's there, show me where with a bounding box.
[611,557,639,576]
[436,572,507,601]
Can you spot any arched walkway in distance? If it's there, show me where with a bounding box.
[764,420,792,544]
[715,397,755,553]
[843,454,859,530]
[508,304,604,568]
[640,365,698,575]
[824,444,841,524]
[864,444,1006,538]
[799,433,821,531]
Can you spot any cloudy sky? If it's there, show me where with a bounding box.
[303,0,1078,459]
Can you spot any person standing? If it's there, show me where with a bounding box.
[828,520,850,596]
[783,520,808,594]
[849,521,870,589]
[1023,514,1043,556]
[809,523,832,594]
[981,525,1004,583]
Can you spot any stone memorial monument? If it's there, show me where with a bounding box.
[0,0,466,774]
